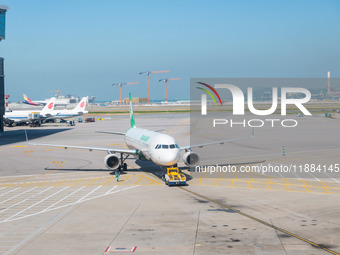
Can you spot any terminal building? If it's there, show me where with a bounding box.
[124,97,148,104]
[0,5,8,134]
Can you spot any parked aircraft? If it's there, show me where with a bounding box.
[4,98,56,126]
[27,94,251,172]
[48,97,88,120]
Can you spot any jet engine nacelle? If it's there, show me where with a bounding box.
[104,154,120,170]
[182,151,200,167]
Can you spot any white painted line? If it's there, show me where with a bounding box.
[105,186,117,195]
[0,187,37,205]
[306,171,320,182]
[0,176,111,187]
[323,171,339,183]
[82,186,140,203]
[1,186,140,224]
[0,187,51,215]
[5,187,70,221]
[290,170,302,180]
[42,186,86,212]
[0,187,21,198]
[77,186,102,203]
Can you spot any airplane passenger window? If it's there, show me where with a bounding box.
[162,145,169,149]
[170,144,175,149]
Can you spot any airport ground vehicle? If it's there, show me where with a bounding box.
[163,167,186,186]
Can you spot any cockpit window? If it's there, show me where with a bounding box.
[170,144,175,149]
[175,144,179,148]
[162,144,169,149]
[155,144,161,149]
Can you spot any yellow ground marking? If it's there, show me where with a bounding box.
[320,181,329,187]
[53,180,67,187]
[323,187,331,194]
[198,178,202,185]
[265,175,273,183]
[117,175,131,185]
[36,181,50,187]
[85,178,100,186]
[300,179,309,186]
[283,178,290,184]
[69,179,85,186]
[248,171,255,182]
[304,186,311,192]
[231,180,234,187]
[214,179,217,186]
[248,181,252,189]
[283,184,290,191]
[108,143,124,146]
[44,161,65,175]
[218,170,221,179]
[2,183,15,188]
[102,177,115,186]
[21,182,35,187]
[133,175,144,185]
[11,145,27,148]
[233,172,238,180]
[139,174,162,185]
[266,183,271,190]
[187,119,200,136]
[23,151,34,157]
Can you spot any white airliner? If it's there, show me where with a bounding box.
[4,98,56,125]
[48,97,88,120]
[27,94,251,172]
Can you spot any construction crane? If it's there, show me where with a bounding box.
[158,78,181,102]
[139,70,170,103]
[49,91,61,97]
[112,82,139,104]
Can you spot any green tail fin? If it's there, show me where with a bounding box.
[129,93,135,128]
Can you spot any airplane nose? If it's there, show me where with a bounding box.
[153,149,180,166]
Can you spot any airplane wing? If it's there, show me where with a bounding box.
[179,135,253,150]
[96,130,163,135]
[95,131,126,135]
[25,131,136,154]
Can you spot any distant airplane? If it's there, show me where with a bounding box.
[27,94,252,173]
[4,98,56,126]
[23,94,40,106]
[23,94,67,107]
[47,97,88,121]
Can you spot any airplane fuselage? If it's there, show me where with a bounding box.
[124,127,180,166]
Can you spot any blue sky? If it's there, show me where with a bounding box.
[1,0,340,102]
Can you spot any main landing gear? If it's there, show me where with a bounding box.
[110,153,129,175]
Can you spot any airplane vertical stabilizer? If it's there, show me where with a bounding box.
[73,97,88,113]
[129,93,135,128]
[40,97,56,115]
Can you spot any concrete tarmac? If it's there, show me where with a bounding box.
[0,113,339,254]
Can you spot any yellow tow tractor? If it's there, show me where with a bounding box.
[163,167,186,186]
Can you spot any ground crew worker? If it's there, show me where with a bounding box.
[116,170,120,182]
